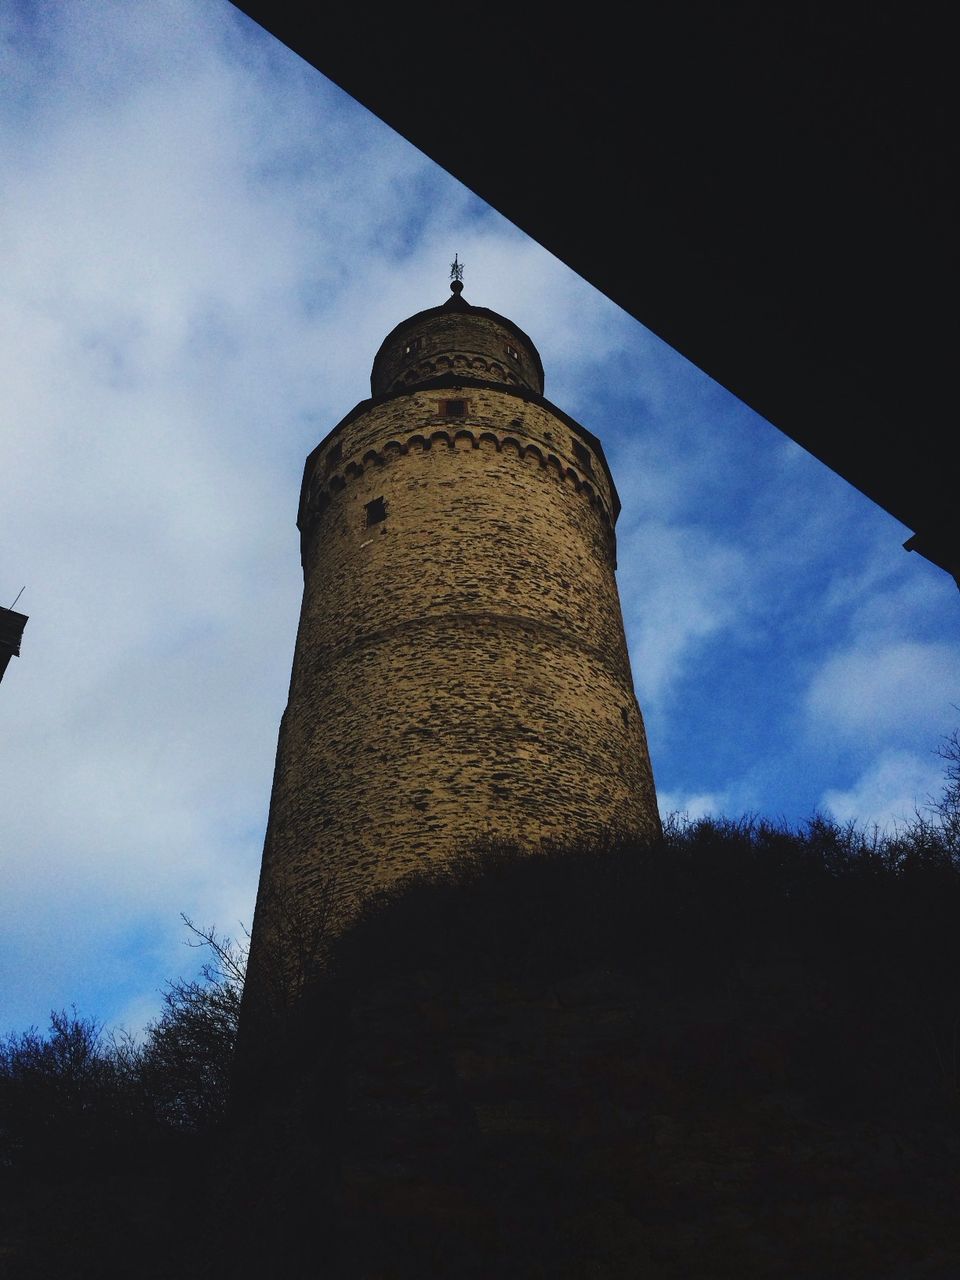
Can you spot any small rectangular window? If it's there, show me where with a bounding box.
[572,440,594,474]
[505,343,521,363]
[439,399,468,418]
[365,497,387,526]
[403,337,422,357]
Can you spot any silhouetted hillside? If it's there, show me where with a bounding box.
[3,815,960,1278]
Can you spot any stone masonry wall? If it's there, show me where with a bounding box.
[247,379,660,975]
[371,309,544,396]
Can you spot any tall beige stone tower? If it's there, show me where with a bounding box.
[244,274,660,999]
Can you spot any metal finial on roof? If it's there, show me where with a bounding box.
[450,254,464,293]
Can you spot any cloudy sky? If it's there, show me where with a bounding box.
[2,0,958,1036]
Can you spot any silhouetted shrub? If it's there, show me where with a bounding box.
[329,812,960,1007]
[137,918,245,1130]
[4,800,960,1277]
[0,1008,143,1177]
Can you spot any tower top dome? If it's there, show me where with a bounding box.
[370,280,545,398]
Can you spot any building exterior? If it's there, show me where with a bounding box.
[243,279,660,1002]
[0,605,28,686]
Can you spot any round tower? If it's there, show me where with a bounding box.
[244,278,660,999]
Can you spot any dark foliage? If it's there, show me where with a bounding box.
[0,1009,143,1177]
[336,812,960,1014]
[3,794,960,1276]
[138,917,245,1129]
[0,923,245,1278]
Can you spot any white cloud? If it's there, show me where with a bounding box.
[821,750,945,831]
[618,519,750,707]
[657,790,729,822]
[805,641,960,747]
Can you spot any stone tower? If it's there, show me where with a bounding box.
[244,277,660,1000]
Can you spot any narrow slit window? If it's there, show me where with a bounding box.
[365,497,387,527]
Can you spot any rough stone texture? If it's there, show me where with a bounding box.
[371,300,544,396]
[245,298,660,992]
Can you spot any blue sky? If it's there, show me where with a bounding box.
[2,0,958,1036]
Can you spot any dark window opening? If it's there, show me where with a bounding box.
[572,440,594,474]
[621,706,630,728]
[505,343,521,363]
[365,497,387,527]
[324,441,342,475]
[439,399,468,418]
[403,336,422,358]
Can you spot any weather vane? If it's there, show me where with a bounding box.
[450,254,464,283]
